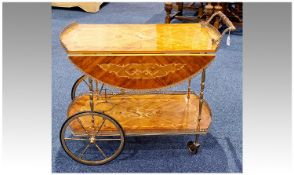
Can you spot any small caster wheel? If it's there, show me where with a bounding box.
[187,141,200,154]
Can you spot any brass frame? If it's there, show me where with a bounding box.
[64,62,212,163]
[194,69,206,146]
[203,11,237,50]
[68,75,212,137]
[60,12,237,163]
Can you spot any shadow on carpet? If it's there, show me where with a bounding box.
[54,133,230,173]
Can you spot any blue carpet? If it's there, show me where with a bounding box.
[52,2,242,173]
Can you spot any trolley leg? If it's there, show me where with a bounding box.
[187,78,191,99]
[104,89,107,102]
[194,134,201,147]
[187,69,206,154]
[197,68,206,136]
[95,80,99,100]
[120,88,126,94]
[88,78,96,133]
[88,78,94,112]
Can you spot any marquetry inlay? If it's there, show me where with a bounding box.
[97,63,185,79]
[61,23,219,89]
[68,93,212,135]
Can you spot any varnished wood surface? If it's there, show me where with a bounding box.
[69,55,214,89]
[68,93,212,135]
[61,23,221,54]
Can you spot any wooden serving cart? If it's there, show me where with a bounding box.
[59,11,236,165]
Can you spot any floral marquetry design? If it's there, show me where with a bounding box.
[97,63,185,79]
[61,23,218,89]
[67,93,212,135]
[69,55,215,89]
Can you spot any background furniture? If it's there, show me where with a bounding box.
[52,2,103,13]
[165,2,242,29]
[164,2,205,23]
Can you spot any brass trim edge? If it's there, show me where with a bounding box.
[68,53,216,57]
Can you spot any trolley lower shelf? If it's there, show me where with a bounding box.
[67,92,212,136]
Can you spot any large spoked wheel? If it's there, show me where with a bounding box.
[71,75,105,101]
[60,111,125,165]
[71,75,87,100]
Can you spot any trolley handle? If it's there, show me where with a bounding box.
[206,11,236,31]
[205,11,236,47]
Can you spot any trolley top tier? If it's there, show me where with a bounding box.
[60,23,221,54]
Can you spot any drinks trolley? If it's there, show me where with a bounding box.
[59,12,236,165]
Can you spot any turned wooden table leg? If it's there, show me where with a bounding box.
[234,3,243,22]
[197,3,204,18]
[164,2,173,23]
[176,2,183,16]
[235,3,242,15]
[213,3,223,29]
[204,2,214,20]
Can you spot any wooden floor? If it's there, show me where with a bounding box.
[67,93,212,136]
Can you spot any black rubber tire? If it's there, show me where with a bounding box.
[71,75,87,100]
[60,111,125,165]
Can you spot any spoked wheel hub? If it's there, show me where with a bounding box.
[89,136,96,144]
